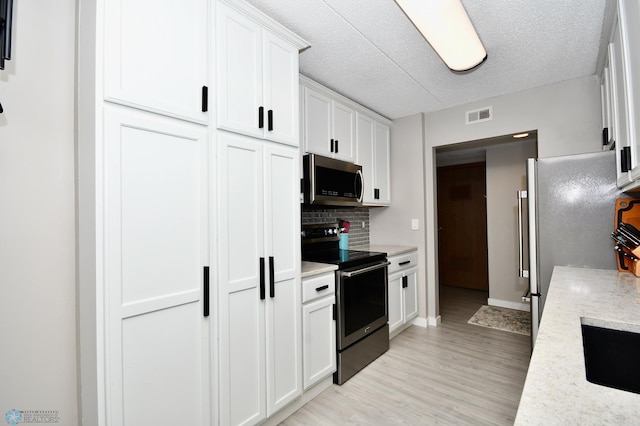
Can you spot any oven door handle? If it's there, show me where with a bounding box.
[341,261,390,278]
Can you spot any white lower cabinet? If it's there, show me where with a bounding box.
[387,251,419,336]
[302,272,337,389]
[217,130,302,426]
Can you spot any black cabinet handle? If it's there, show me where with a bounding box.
[269,256,275,298]
[259,257,265,300]
[622,147,631,173]
[374,188,380,199]
[402,276,408,289]
[315,284,329,292]
[259,106,264,129]
[330,139,334,152]
[268,110,273,131]
[201,86,208,112]
[203,266,210,317]
[602,127,609,146]
[399,260,411,266]
[333,304,337,321]
[335,139,339,153]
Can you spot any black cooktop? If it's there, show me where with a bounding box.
[303,249,387,269]
[301,222,387,269]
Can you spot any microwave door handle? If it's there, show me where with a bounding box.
[356,169,364,202]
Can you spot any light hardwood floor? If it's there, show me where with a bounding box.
[280,286,531,425]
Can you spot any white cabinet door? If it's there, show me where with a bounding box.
[216,2,263,140]
[218,132,266,426]
[373,122,391,205]
[403,268,419,323]
[357,114,391,206]
[387,271,404,334]
[332,102,356,162]
[217,3,301,146]
[620,0,640,181]
[264,144,302,415]
[357,113,376,204]
[610,14,633,187]
[104,0,208,123]
[302,295,337,389]
[218,133,301,425]
[104,106,210,426]
[263,32,301,146]
[304,87,333,156]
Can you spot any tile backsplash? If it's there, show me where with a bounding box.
[302,208,369,248]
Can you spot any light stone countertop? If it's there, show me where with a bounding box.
[515,266,640,425]
[301,261,338,278]
[351,244,417,257]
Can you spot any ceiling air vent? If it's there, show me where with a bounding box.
[466,106,492,125]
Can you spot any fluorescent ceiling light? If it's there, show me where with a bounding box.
[513,133,530,139]
[395,0,487,72]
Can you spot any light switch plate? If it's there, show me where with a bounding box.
[411,219,419,230]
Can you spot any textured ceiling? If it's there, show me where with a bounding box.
[244,0,610,120]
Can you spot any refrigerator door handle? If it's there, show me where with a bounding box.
[517,190,529,278]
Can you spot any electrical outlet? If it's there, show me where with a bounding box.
[411,219,419,230]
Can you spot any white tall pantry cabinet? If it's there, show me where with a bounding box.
[78,0,308,425]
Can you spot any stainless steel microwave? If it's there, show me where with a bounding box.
[303,154,364,207]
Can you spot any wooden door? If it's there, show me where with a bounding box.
[437,162,488,290]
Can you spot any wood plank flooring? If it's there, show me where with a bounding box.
[280,286,531,425]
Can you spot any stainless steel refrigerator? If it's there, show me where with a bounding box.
[518,151,627,348]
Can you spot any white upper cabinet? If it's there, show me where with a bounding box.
[621,0,640,183]
[356,113,391,205]
[303,85,356,162]
[216,0,308,146]
[606,0,640,189]
[104,0,208,123]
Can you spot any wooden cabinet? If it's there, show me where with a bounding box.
[216,0,306,146]
[302,272,337,390]
[357,113,391,205]
[387,251,419,336]
[103,0,208,123]
[302,85,356,162]
[217,131,302,426]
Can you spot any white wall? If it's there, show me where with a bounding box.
[485,140,537,310]
[370,113,428,322]
[0,1,77,424]
[423,75,603,322]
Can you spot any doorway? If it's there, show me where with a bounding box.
[434,132,538,322]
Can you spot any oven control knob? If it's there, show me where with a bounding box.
[328,228,336,235]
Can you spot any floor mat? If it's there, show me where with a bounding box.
[467,305,531,335]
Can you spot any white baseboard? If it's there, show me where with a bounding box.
[427,315,441,327]
[411,316,428,328]
[262,376,333,425]
[488,298,530,312]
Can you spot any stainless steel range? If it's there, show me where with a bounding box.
[302,223,390,385]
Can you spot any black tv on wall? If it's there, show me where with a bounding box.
[0,0,13,70]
